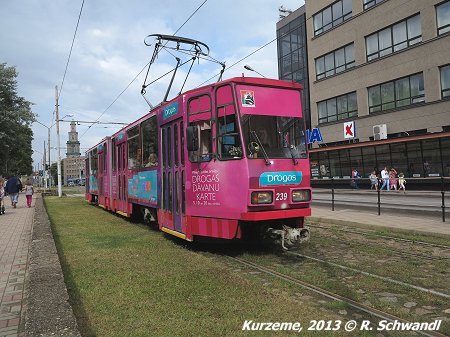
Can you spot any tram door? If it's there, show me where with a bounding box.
[162,118,185,232]
[116,141,128,215]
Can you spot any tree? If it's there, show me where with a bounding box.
[50,161,64,185]
[0,63,36,176]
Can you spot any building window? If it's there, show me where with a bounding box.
[437,1,450,35]
[313,0,352,36]
[366,14,421,61]
[318,92,357,124]
[441,64,450,98]
[315,44,355,80]
[368,73,424,113]
[363,0,385,10]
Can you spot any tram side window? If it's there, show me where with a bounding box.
[90,149,98,174]
[103,144,107,172]
[141,117,158,167]
[218,109,241,159]
[216,85,242,160]
[127,126,140,169]
[112,138,116,170]
[188,94,212,162]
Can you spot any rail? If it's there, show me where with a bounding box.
[312,177,449,222]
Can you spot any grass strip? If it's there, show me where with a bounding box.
[45,196,356,337]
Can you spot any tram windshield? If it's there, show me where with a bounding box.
[241,114,307,160]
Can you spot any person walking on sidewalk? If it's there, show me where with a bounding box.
[350,168,361,189]
[389,167,398,191]
[398,172,406,193]
[369,171,378,190]
[380,167,390,191]
[4,175,22,208]
[24,179,34,207]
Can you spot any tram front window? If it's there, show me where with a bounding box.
[241,114,307,159]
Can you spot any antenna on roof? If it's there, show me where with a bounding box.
[279,5,293,20]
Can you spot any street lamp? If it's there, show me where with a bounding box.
[55,86,73,198]
[244,65,267,78]
[35,112,73,190]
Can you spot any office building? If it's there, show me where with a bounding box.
[302,0,450,179]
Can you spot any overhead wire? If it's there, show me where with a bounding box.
[58,0,85,102]
[79,0,209,140]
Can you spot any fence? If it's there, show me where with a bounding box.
[314,177,448,222]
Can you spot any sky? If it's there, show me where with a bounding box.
[0,0,304,169]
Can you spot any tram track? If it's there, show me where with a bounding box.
[228,255,448,337]
[285,252,450,300]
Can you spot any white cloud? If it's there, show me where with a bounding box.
[0,0,304,167]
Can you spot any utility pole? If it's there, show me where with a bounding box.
[48,128,51,187]
[44,141,48,191]
[56,85,62,197]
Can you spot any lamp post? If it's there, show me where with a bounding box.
[244,65,267,78]
[55,85,74,197]
[35,120,52,190]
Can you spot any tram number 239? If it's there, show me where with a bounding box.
[275,193,288,201]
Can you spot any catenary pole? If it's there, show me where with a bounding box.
[56,86,62,197]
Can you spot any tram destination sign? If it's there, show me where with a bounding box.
[163,102,179,120]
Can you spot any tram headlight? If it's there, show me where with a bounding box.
[292,189,311,202]
[251,191,273,204]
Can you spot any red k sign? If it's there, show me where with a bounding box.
[344,121,355,139]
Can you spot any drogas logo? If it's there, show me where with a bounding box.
[259,172,302,186]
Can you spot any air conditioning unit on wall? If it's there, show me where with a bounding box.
[373,124,387,140]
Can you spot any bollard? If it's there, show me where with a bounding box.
[441,177,446,223]
[377,188,381,216]
[331,177,335,211]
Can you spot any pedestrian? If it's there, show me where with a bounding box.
[4,175,22,208]
[350,167,360,189]
[369,171,378,190]
[398,172,406,193]
[380,167,390,191]
[0,177,5,214]
[389,167,397,191]
[24,179,34,207]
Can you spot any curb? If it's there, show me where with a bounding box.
[24,195,81,337]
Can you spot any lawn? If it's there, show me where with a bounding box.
[45,197,352,337]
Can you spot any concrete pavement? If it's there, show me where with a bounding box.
[310,205,450,236]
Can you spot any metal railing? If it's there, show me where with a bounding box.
[313,177,448,222]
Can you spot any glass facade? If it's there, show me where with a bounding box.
[277,12,310,129]
[368,73,424,113]
[315,43,355,80]
[441,64,450,98]
[437,1,450,35]
[310,136,450,179]
[318,92,357,124]
[366,15,422,61]
[313,0,352,36]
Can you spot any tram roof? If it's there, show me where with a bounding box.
[86,76,303,153]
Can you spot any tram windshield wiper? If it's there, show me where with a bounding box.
[251,131,271,165]
[288,145,298,165]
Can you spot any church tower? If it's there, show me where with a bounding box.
[66,121,81,157]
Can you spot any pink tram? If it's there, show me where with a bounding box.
[86,76,311,249]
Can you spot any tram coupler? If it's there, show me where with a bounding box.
[266,225,310,250]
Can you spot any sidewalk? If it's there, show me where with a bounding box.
[0,193,34,337]
[310,205,450,236]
